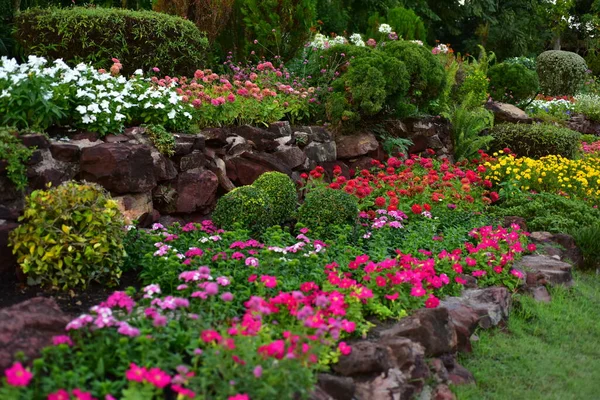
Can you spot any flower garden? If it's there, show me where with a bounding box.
[1,1,600,399]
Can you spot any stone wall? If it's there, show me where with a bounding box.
[0,118,453,275]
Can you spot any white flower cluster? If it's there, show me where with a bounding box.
[378,24,392,34]
[526,98,575,115]
[308,33,347,50]
[0,56,193,135]
[349,33,365,47]
[410,40,424,46]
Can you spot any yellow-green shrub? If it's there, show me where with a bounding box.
[212,186,273,233]
[297,186,358,235]
[9,181,125,289]
[252,172,297,224]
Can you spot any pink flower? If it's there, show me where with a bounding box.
[245,257,259,267]
[260,275,277,288]
[217,276,230,286]
[472,270,487,277]
[527,243,536,252]
[410,285,426,297]
[72,389,94,400]
[465,257,477,267]
[4,362,33,386]
[511,269,524,279]
[425,295,440,308]
[229,394,250,400]
[52,335,73,346]
[48,389,70,400]
[385,292,399,301]
[145,368,171,389]
[125,363,147,383]
[172,385,196,398]
[152,67,160,72]
[221,292,234,302]
[201,329,222,343]
[338,342,352,355]
[205,282,219,296]
[253,365,263,378]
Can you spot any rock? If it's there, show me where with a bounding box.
[0,298,71,370]
[274,146,307,169]
[409,135,429,153]
[304,141,337,163]
[226,152,292,186]
[530,232,583,268]
[209,157,235,193]
[202,127,230,146]
[151,151,178,182]
[348,157,377,173]
[442,356,475,386]
[317,374,355,400]
[70,131,100,142]
[80,143,157,194]
[530,286,552,303]
[158,214,185,227]
[320,161,351,180]
[0,220,19,275]
[354,368,410,400]
[123,127,152,147]
[114,192,154,224]
[567,114,600,135]
[293,126,333,144]
[173,134,199,156]
[378,308,458,357]
[333,341,396,376]
[20,133,49,149]
[227,136,253,156]
[485,101,532,124]
[0,175,24,220]
[515,255,573,286]
[233,126,280,152]
[294,131,310,147]
[27,149,79,190]
[433,384,456,400]
[49,143,81,163]
[310,386,335,400]
[170,168,219,214]
[104,134,129,143]
[179,150,206,172]
[275,135,294,149]
[427,135,444,150]
[336,132,379,159]
[268,121,293,137]
[429,358,449,383]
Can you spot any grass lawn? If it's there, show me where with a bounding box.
[454,273,600,400]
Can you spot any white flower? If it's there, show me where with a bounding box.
[76,105,87,114]
[331,36,347,46]
[378,24,392,34]
[167,109,176,119]
[134,69,143,75]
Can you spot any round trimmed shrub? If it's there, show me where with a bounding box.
[490,123,581,159]
[14,7,208,76]
[9,181,125,290]
[212,186,273,232]
[297,187,358,233]
[536,50,588,96]
[381,40,446,114]
[488,62,539,105]
[252,172,297,224]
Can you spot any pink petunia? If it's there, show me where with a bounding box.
[125,363,147,383]
[145,368,171,389]
[338,342,352,355]
[4,362,33,387]
[47,389,70,400]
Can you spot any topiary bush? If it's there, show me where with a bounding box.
[488,62,539,105]
[536,50,588,96]
[381,40,446,115]
[490,123,581,159]
[9,181,125,290]
[297,186,358,234]
[212,186,273,233]
[252,172,297,225]
[14,7,208,76]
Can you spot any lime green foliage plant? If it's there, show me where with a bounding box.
[9,181,125,289]
[490,123,581,159]
[143,124,175,156]
[14,7,208,76]
[212,185,273,233]
[536,50,588,96]
[252,172,297,225]
[0,127,34,190]
[488,62,539,105]
[447,93,494,161]
[297,186,358,235]
[453,46,495,108]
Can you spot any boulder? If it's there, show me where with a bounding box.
[293,126,333,143]
[433,384,456,400]
[80,143,157,194]
[378,308,458,357]
[304,141,337,163]
[151,151,178,182]
[19,133,49,149]
[174,168,218,214]
[226,152,292,186]
[354,368,410,400]
[202,127,230,147]
[227,136,253,156]
[0,298,71,370]
[104,134,129,143]
[114,192,154,224]
[317,374,355,400]
[173,133,203,156]
[178,150,206,172]
[268,121,293,137]
[27,149,79,190]
[0,175,24,220]
[333,341,396,377]
[485,101,532,124]
[49,143,81,163]
[335,132,379,159]
[515,255,573,286]
[530,286,552,303]
[530,231,583,268]
[0,220,19,275]
[440,355,475,386]
[233,125,281,152]
[274,146,307,169]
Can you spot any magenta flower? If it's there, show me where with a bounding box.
[125,363,147,383]
[410,285,426,297]
[260,275,277,288]
[253,365,263,378]
[48,389,70,400]
[146,367,171,389]
[72,388,94,400]
[338,342,352,355]
[221,292,234,302]
[229,394,250,400]
[52,335,73,346]
[245,257,259,267]
[5,362,33,387]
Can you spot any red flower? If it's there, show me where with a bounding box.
[411,204,423,214]
[374,197,386,207]
[490,192,500,202]
[423,203,431,211]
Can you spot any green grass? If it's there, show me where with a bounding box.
[454,273,600,400]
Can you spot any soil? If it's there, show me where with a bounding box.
[0,270,140,316]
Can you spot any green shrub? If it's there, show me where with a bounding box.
[491,192,600,234]
[571,225,600,270]
[297,186,358,234]
[447,93,494,161]
[573,94,600,122]
[0,127,34,190]
[504,56,536,71]
[14,7,208,76]
[9,181,125,289]
[381,41,446,114]
[488,62,539,105]
[454,66,490,108]
[585,49,600,76]
[536,50,588,96]
[212,186,273,233]
[144,124,175,156]
[366,7,427,41]
[252,172,297,225]
[225,0,316,61]
[490,123,581,159]
[580,133,598,144]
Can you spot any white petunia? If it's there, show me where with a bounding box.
[378,24,392,34]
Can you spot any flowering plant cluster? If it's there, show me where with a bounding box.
[484,150,600,205]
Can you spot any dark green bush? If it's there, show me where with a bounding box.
[585,50,600,77]
[488,62,539,105]
[536,50,588,96]
[297,186,358,234]
[490,123,581,159]
[0,127,34,190]
[212,186,273,233]
[366,7,427,41]
[252,172,297,225]
[381,41,446,114]
[14,7,208,76]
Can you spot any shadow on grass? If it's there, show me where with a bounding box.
[454,273,600,400]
